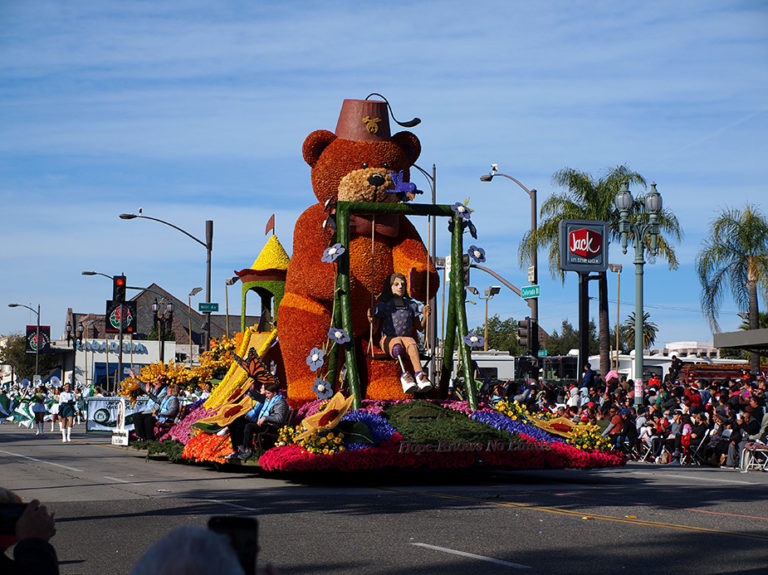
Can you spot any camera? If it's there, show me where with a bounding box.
[0,503,27,536]
[208,516,258,575]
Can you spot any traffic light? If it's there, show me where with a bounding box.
[530,318,538,357]
[461,254,470,286]
[517,316,531,354]
[113,275,127,302]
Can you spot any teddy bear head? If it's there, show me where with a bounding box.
[302,99,421,205]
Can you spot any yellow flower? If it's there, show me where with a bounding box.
[295,392,355,441]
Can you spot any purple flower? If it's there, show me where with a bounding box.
[466,219,478,239]
[327,326,350,345]
[341,410,396,450]
[463,332,485,348]
[467,245,486,263]
[388,170,422,202]
[306,347,325,371]
[321,243,345,263]
[312,378,333,400]
[451,202,472,221]
[471,410,565,444]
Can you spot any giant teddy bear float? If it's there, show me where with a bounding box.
[277,98,439,406]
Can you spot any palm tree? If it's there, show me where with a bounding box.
[696,204,768,373]
[620,312,658,351]
[520,165,681,376]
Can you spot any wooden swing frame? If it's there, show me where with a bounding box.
[325,201,478,410]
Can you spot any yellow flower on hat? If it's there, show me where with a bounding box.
[295,392,355,441]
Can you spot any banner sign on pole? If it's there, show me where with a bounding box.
[86,397,148,432]
[105,301,137,334]
[26,325,51,355]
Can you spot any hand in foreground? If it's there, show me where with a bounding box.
[15,499,56,542]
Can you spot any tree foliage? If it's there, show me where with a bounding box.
[545,319,598,357]
[696,204,768,373]
[0,333,60,381]
[470,314,524,355]
[620,312,659,350]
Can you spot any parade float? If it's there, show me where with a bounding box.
[120,96,626,473]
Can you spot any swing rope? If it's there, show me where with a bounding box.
[424,214,432,352]
[367,214,376,357]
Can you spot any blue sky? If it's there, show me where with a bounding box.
[1,1,766,348]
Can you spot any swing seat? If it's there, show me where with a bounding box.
[364,339,393,361]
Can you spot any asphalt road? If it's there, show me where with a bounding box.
[2,422,768,575]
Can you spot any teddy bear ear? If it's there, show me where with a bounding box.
[392,131,421,165]
[303,130,337,167]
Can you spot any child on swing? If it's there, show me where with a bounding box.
[367,273,432,394]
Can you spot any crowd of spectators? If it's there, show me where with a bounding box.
[481,363,768,468]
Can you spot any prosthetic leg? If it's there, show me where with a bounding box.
[392,344,417,393]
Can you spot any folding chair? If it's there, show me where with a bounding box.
[740,442,768,472]
[637,440,654,463]
[686,429,711,466]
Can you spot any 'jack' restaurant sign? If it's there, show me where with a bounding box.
[558,219,609,273]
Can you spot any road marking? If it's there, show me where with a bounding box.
[663,473,758,485]
[199,498,260,512]
[104,476,134,484]
[0,449,83,473]
[382,488,768,542]
[411,542,531,569]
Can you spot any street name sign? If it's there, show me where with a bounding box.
[521,285,540,299]
[198,302,219,313]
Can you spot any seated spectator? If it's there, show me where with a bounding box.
[227,380,288,461]
[707,414,734,467]
[225,380,265,455]
[0,487,58,575]
[618,409,640,451]
[155,384,181,427]
[601,407,623,442]
[663,410,684,463]
[726,411,759,468]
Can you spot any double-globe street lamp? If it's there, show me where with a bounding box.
[480,167,539,356]
[8,303,41,378]
[188,287,203,368]
[120,213,213,350]
[616,181,663,407]
[224,276,239,339]
[152,299,174,363]
[66,316,84,385]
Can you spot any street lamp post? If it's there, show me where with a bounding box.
[152,299,174,363]
[188,287,203,368]
[608,263,623,370]
[120,213,213,350]
[412,163,439,382]
[8,303,41,378]
[469,286,501,351]
[616,181,663,407]
[65,315,84,385]
[225,276,239,338]
[82,271,128,393]
[480,167,538,356]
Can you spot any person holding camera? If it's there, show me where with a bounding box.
[0,487,58,575]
